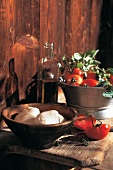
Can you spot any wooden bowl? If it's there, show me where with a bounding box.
[1,103,77,149]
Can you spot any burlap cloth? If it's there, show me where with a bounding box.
[0,125,113,168]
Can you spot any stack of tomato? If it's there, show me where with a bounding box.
[60,50,112,140]
[65,68,100,87]
[65,68,110,140]
[65,67,113,87]
[73,114,110,140]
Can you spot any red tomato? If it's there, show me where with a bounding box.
[109,74,113,85]
[70,82,80,86]
[67,74,83,85]
[81,78,99,87]
[87,71,96,79]
[72,68,84,77]
[85,124,110,140]
[73,114,96,130]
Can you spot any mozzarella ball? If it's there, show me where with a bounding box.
[33,110,66,125]
[14,107,40,123]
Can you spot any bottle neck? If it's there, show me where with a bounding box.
[44,42,54,59]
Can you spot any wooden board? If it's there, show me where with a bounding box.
[0,127,113,168]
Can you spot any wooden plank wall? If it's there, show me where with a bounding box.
[65,0,103,56]
[0,0,103,103]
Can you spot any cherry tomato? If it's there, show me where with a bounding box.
[85,123,110,140]
[73,114,96,130]
[87,71,96,79]
[72,68,84,78]
[68,75,80,86]
[67,74,83,85]
[109,74,113,85]
[81,78,99,87]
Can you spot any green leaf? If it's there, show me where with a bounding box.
[93,60,101,65]
[84,56,92,62]
[103,86,113,98]
[76,62,83,68]
[103,91,113,98]
[60,49,100,74]
[62,55,66,61]
[86,49,99,58]
[73,53,82,61]
[61,55,71,69]
[91,49,99,58]
[106,67,113,75]
[82,50,99,60]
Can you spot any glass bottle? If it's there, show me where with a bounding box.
[37,42,59,103]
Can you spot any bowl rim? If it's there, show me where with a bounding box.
[1,103,77,128]
[60,82,105,89]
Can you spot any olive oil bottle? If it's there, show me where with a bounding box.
[37,43,59,103]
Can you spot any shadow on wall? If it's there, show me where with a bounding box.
[8,34,39,106]
[5,58,37,107]
[20,72,37,104]
[5,58,19,107]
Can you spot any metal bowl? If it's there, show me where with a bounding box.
[1,103,77,149]
[60,82,113,118]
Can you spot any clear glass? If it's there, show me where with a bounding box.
[37,42,59,103]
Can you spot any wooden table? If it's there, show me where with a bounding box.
[0,91,113,170]
[0,89,113,170]
[0,121,113,170]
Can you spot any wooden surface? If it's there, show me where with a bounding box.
[11,35,39,102]
[0,125,113,169]
[0,90,113,169]
[0,0,103,104]
[0,0,102,62]
[1,1,113,105]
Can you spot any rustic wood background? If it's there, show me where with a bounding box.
[0,0,113,103]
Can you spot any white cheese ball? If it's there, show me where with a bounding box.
[33,110,66,125]
[14,107,40,123]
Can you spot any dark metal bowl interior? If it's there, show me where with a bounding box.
[1,103,77,149]
[60,82,113,113]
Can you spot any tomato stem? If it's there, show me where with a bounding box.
[95,119,102,127]
[90,115,102,127]
[90,115,94,126]
[71,77,76,83]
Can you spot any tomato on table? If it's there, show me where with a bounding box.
[85,123,110,140]
[81,78,99,87]
[73,114,96,130]
[67,74,83,85]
